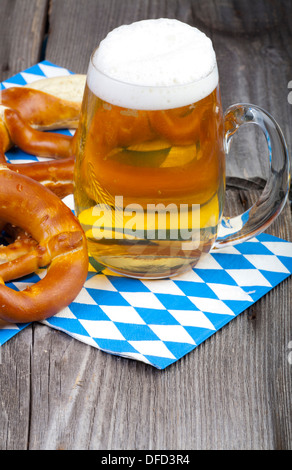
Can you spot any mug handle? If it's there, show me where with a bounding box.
[214,103,290,248]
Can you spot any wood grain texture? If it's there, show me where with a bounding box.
[44,0,292,181]
[0,0,291,450]
[0,0,48,451]
[3,199,290,450]
[0,0,48,80]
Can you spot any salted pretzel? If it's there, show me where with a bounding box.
[0,75,91,323]
[0,165,88,323]
[0,74,86,196]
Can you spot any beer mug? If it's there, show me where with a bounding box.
[73,19,290,279]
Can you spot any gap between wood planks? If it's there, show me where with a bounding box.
[39,0,51,62]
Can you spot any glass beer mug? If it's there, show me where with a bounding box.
[73,19,290,279]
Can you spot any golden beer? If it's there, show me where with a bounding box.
[73,19,225,278]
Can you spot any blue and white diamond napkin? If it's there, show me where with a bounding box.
[0,62,291,369]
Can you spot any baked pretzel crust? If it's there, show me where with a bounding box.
[0,166,88,323]
[0,74,86,196]
[0,75,89,323]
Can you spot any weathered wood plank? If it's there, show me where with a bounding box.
[0,0,48,451]
[192,0,292,180]
[0,326,32,450]
[0,0,291,451]
[0,0,48,81]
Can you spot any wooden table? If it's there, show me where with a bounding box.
[0,0,291,450]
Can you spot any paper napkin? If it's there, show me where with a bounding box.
[0,62,291,369]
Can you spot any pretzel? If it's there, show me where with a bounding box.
[0,75,86,279]
[1,74,85,132]
[0,74,86,195]
[6,156,74,199]
[0,165,88,323]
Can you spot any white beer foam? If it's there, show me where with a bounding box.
[87,18,218,110]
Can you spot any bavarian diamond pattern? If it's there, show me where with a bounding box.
[0,63,292,369]
[2,232,289,369]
